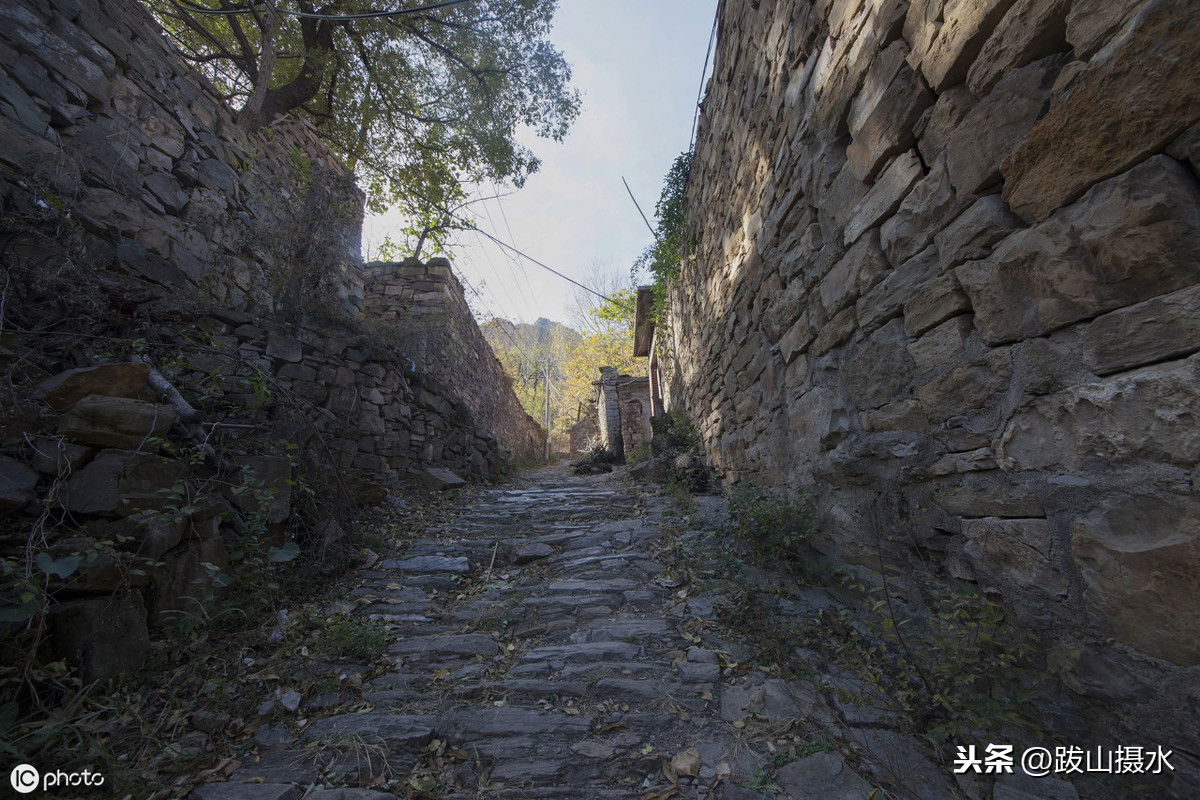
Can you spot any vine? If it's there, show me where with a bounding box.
[632,150,693,339]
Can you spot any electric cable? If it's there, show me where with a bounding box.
[471,228,634,313]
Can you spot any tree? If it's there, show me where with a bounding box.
[145,0,581,253]
[560,264,644,420]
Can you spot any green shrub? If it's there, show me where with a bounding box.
[727,485,819,562]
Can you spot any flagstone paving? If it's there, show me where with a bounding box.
[189,466,1075,800]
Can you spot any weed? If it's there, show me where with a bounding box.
[312,616,388,662]
[727,485,819,563]
[827,577,1043,743]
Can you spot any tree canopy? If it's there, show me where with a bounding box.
[145,0,580,253]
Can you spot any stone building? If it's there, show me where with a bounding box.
[577,367,653,463]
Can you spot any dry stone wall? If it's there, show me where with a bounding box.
[0,0,539,475]
[362,258,543,464]
[0,0,364,316]
[668,0,1200,747]
[0,0,541,680]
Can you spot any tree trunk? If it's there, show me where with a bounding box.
[236,5,277,128]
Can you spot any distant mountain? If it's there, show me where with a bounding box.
[481,318,582,362]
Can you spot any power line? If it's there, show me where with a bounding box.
[622,175,657,238]
[470,186,537,317]
[688,0,722,156]
[487,180,540,311]
[170,0,476,21]
[682,0,722,195]
[471,228,635,313]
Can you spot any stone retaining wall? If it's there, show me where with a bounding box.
[668,0,1199,747]
[0,0,541,680]
[0,0,365,316]
[362,259,543,464]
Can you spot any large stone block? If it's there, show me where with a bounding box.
[958,157,1200,345]
[915,85,976,164]
[847,41,908,136]
[903,0,947,65]
[845,53,933,181]
[35,362,150,411]
[962,517,1068,605]
[145,531,230,628]
[0,455,38,511]
[934,194,1023,270]
[818,232,888,315]
[1167,121,1200,176]
[61,449,186,516]
[808,7,878,138]
[49,590,149,682]
[946,55,1062,197]
[907,314,972,372]
[59,395,175,450]
[879,154,967,267]
[856,245,941,334]
[902,273,972,337]
[1064,0,1145,61]
[935,477,1044,518]
[1002,0,1200,221]
[1081,285,1200,376]
[230,455,292,524]
[1071,494,1200,666]
[843,150,923,245]
[787,385,853,452]
[998,353,1200,471]
[909,0,1019,92]
[861,398,928,432]
[917,348,1012,422]
[842,319,917,410]
[966,0,1070,96]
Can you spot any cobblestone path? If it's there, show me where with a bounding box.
[189,466,1058,800]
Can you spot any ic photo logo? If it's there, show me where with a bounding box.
[9,763,105,793]
[10,764,38,794]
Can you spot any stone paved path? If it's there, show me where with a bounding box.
[189,466,1069,800]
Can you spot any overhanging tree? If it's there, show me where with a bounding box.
[145,0,580,253]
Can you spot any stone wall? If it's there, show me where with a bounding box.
[596,367,624,459]
[362,258,543,464]
[0,0,539,475]
[668,0,1199,748]
[617,376,653,457]
[0,0,542,680]
[0,0,365,317]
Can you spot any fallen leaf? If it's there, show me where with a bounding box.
[669,748,701,778]
[744,686,766,715]
[640,786,679,800]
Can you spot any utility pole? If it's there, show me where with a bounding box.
[540,359,553,462]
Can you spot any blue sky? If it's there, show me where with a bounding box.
[361,0,720,325]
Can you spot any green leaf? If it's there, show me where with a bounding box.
[35,552,79,579]
[267,541,301,563]
[0,601,40,623]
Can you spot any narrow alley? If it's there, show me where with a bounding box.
[187,466,1069,800]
